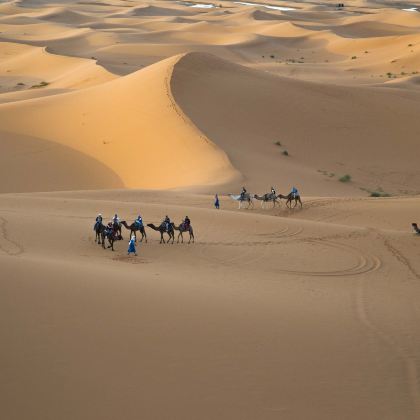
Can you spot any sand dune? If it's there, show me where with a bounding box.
[0,42,115,94]
[172,52,420,195]
[0,53,237,191]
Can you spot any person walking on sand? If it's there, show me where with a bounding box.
[215,194,220,209]
[128,235,137,256]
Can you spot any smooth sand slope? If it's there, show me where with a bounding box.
[1,189,420,419]
[172,52,420,195]
[0,54,237,192]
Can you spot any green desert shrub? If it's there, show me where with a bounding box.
[339,174,351,183]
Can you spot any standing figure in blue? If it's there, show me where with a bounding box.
[291,186,298,198]
[214,194,220,209]
[128,235,137,256]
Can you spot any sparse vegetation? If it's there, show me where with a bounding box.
[408,44,413,47]
[274,141,282,146]
[351,56,357,60]
[270,54,275,59]
[30,81,49,89]
[370,191,390,197]
[282,150,289,156]
[16,82,25,86]
[339,174,351,183]
[318,169,335,178]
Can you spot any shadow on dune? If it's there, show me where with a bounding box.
[0,131,124,193]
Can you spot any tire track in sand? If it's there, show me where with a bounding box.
[352,231,420,418]
[276,239,381,277]
[0,216,24,256]
[355,275,420,418]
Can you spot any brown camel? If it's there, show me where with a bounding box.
[121,220,147,243]
[94,221,106,245]
[173,222,195,243]
[147,223,175,244]
[278,193,303,209]
[101,225,117,251]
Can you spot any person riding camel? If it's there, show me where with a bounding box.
[135,215,143,228]
[183,216,191,230]
[271,186,276,197]
[240,186,247,200]
[112,213,120,229]
[163,215,171,231]
[291,186,298,198]
[94,213,103,230]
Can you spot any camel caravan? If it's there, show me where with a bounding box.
[94,213,194,251]
[230,186,303,209]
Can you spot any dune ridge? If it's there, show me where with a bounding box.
[0,53,238,191]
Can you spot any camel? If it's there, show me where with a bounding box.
[412,223,420,234]
[101,226,117,251]
[113,221,122,239]
[254,193,279,208]
[121,220,147,243]
[94,222,106,245]
[229,193,254,209]
[147,223,175,244]
[173,222,195,244]
[278,192,303,209]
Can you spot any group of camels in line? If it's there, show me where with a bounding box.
[94,219,195,251]
[230,191,303,209]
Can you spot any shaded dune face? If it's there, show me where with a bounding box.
[171,52,420,195]
[0,54,238,192]
[0,131,123,192]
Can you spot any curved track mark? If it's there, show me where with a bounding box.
[0,216,24,256]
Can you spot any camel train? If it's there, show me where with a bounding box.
[94,215,195,251]
[230,190,303,209]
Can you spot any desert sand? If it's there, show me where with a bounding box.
[1,0,420,419]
